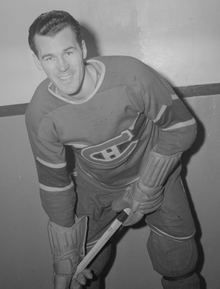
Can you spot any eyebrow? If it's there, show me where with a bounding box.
[41,46,75,60]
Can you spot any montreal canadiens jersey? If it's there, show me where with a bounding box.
[25,56,196,221]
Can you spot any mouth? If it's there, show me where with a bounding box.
[59,74,73,81]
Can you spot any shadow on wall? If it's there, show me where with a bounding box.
[180,99,207,289]
[81,24,101,58]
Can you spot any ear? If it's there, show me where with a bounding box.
[81,40,87,60]
[32,53,44,71]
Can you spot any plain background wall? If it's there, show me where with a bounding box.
[1,0,220,288]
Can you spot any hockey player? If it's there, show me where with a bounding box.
[26,10,200,289]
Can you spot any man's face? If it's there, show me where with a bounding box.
[34,27,87,97]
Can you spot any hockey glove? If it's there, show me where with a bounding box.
[48,216,92,289]
[112,150,180,226]
[111,182,164,226]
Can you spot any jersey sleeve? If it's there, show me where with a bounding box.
[138,66,197,187]
[25,112,76,227]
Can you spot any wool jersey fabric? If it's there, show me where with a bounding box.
[25,56,196,231]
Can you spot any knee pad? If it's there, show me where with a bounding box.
[147,231,198,278]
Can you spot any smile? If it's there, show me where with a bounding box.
[59,74,73,81]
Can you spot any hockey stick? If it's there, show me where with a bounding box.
[70,208,130,286]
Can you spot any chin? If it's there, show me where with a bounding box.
[58,85,78,96]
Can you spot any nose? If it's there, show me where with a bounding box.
[57,56,69,72]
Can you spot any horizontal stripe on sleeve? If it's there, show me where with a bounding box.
[153,98,194,129]
[162,118,196,131]
[36,158,72,189]
[36,156,67,168]
[39,182,74,192]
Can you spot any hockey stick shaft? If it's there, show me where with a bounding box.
[72,208,130,280]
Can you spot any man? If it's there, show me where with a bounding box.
[26,10,200,289]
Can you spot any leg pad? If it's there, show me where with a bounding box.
[147,231,198,278]
[162,272,200,289]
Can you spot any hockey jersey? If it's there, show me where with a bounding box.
[25,55,196,225]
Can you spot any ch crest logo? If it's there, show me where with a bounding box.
[81,130,138,166]
[80,112,146,166]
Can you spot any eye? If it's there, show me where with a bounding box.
[65,51,74,56]
[45,56,54,62]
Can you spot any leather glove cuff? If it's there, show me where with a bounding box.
[48,216,88,275]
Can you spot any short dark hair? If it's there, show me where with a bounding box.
[28,10,83,57]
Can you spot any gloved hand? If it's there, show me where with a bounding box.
[48,216,93,289]
[69,269,93,289]
[111,182,164,226]
[54,268,92,289]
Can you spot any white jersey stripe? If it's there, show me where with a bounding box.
[150,225,195,240]
[153,105,167,123]
[162,118,196,131]
[152,94,179,124]
[36,156,67,168]
[66,142,87,148]
[39,182,73,192]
